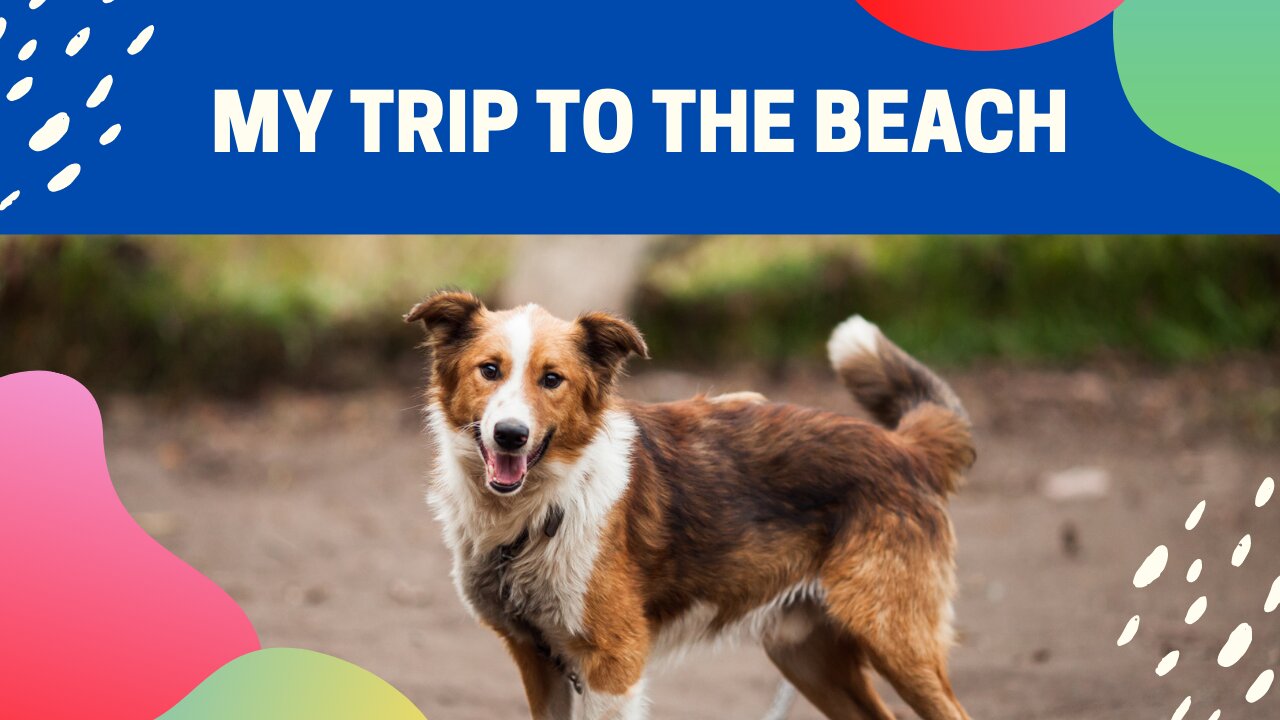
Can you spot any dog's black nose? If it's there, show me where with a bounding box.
[493,420,529,451]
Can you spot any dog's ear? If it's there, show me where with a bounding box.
[404,291,485,349]
[577,311,649,385]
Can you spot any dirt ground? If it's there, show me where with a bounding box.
[105,361,1280,719]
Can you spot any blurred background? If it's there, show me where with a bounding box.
[4,235,1280,397]
[2,235,1279,719]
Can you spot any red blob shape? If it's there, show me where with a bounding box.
[0,372,260,719]
[855,0,1124,51]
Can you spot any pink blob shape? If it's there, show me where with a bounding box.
[0,372,259,718]
[856,0,1125,51]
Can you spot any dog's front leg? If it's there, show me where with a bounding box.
[504,636,576,720]
[579,678,648,720]
[575,641,650,720]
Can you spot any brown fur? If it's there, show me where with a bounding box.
[831,325,975,494]
[410,291,974,720]
[505,635,575,719]
[575,513,651,695]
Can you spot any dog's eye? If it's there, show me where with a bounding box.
[540,372,563,390]
[479,363,501,381]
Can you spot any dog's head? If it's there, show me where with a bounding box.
[407,291,647,497]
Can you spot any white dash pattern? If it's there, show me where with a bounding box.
[1116,615,1140,646]
[1258,476,1274,508]
[86,75,113,108]
[1217,623,1252,667]
[1185,500,1206,530]
[127,25,154,55]
[1184,596,1207,625]
[66,27,90,56]
[1155,650,1180,677]
[29,112,70,151]
[47,163,81,192]
[7,76,33,102]
[1133,545,1169,588]
[1232,534,1251,567]
[1247,669,1274,703]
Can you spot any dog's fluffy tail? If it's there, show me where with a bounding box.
[827,315,975,494]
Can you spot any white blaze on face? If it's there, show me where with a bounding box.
[481,307,536,450]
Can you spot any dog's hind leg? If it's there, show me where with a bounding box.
[820,546,971,720]
[764,628,895,720]
[868,653,968,720]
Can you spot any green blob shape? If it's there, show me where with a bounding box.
[160,648,426,720]
[1114,0,1280,193]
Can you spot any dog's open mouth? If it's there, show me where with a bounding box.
[474,426,553,495]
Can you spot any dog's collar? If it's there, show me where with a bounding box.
[543,503,565,538]
[497,504,565,563]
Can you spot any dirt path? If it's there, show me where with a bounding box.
[106,364,1280,719]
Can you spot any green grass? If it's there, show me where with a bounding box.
[0,236,511,394]
[635,235,1280,366]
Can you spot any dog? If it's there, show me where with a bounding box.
[407,290,975,720]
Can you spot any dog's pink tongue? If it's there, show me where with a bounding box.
[493,453,527,486]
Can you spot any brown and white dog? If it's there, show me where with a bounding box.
[407,291,975,720]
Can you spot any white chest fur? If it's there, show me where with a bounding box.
[426,405,637,638]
